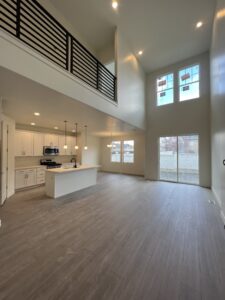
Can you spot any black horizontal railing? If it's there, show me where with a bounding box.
[0,0,117,102]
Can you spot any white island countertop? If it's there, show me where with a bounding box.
[45,165,100,174]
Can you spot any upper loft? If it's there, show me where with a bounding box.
[0,0,117,102]
[0,0,146,130]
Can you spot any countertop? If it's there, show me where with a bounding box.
[15,165,46,170]
[45,165,100,174]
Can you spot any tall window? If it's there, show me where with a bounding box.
[179,65,200,101]
[157,73,174,106]
[111,141,121,162]
[123,140,134,163]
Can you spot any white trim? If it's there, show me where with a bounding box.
[0,30,118,107]
[212,187,222,208]
[220,211,225,226]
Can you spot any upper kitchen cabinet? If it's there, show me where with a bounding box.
[33,132,44,156]
[44,134,59,147]
[15,130,33,156]
[58,135,76,156]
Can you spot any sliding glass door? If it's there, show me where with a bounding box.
[159,136,178,182]
[159,135,199,185]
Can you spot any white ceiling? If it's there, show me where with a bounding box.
[0,67,138,137]
[50,0,216,72]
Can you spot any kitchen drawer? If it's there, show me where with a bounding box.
[37,178,45,184]
[37,170,45,177]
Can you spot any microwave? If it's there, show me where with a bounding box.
[43,146,59,156]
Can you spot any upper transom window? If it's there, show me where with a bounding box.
[157,73,174,106]
[179,65,200,101]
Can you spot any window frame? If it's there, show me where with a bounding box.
[156,72,174,107]
[111,141,121,163]
[178,63,201,102]
[122,140,135,164]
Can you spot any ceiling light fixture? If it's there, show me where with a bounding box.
[112,0,118,10]
[84,125,88,150]
[74,123,79,150]
[54,126,58,130]
[63,120,68,150]
[138,50,143,55]
[30,122,36,126]
[196,21,203,28]
[34,112,40,116]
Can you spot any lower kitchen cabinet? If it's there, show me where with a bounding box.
[15,166,46,190]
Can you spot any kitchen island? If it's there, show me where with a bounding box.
[45,165,99,198]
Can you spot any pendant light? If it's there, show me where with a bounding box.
[74,123,79,150]
[84,125,88,150]
[63,120,68,149]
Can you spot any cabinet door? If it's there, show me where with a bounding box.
[44,134,59,147]
[15,170,26,189]
[33,132,44,156]
[15,131,33,156]
[25,169,36,187]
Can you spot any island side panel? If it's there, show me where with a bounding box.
[45,171,56,198]
[54,168,97,198]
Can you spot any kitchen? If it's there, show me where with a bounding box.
[14,124,99,198]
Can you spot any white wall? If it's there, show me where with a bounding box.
[116,30,146,130]
[81,135,100,166]
[146,52,211,187]
[100,133,145,176]
[210,0,225,219]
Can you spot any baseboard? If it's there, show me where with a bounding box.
[100,170,144,177]
[212,187,222,208]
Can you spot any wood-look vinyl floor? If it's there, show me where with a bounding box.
[0,173,225,300]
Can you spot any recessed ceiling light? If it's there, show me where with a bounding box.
[196,21,203,28]
[112,1,118,9]
[72,129,76,133]
[30,122,36,126]
[34,112,40,116]
[54,126,59,130]
[138,50,143,55]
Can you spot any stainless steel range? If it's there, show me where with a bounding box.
[40,159,62,169]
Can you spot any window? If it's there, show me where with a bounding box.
[159,135,199,185]
[157,73,174,106]
[179,65,200,101]
[111,141,121,162]
[123,140,134,163]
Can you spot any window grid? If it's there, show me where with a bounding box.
[157,73,174,106]
[123,140,134,163]
[179,65,200,101]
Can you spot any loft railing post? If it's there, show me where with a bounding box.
[96,61,99,90]
[66,32,69,71]
[70,36,73,74]
[16,0,21,38]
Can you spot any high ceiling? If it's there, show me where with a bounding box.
[50,0,216,72]
[0,68,138,137]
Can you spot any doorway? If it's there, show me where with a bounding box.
[159,135,199,185]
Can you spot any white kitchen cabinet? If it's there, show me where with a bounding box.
[58,135,76,155]
[58,135,67,155]
[15,166,46,190]
[33,132,44,156]
[15,168,36,189]
[44,134,59,147]
[15,130,34,156]
[69,136,76,155]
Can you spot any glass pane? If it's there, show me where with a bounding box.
[123,140,134,163]
[111,141,121,162]
[180,82,199,101]
[178,135,199,184]
[159,137,177,181]
[157,73,174,106]
[179,65,200,101]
